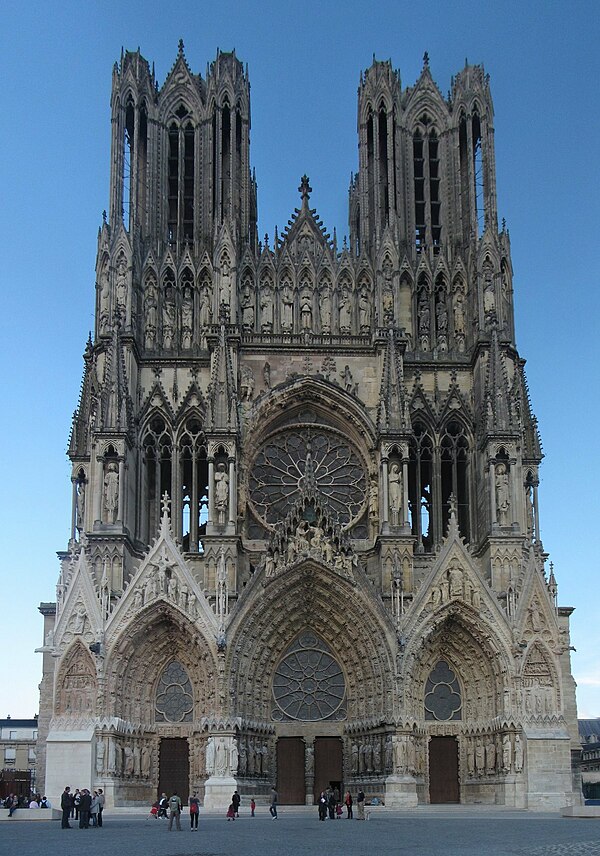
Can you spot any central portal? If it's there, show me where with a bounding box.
[429,736,459,803]
[276,737,305,804]
[314,737,343,802]
[158,737,190,805]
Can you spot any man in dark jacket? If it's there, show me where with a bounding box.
[232,790,241,817]
[60,786,73,828]
[79,788,92,828]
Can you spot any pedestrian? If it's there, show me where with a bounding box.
[29,796,40,808]
[327,788,336,820]
[148,803,159,820]
[318,791,327,821]
[250,797,256,817]
[90,791,100,826]
[97,788,104,826]
[269,786,278,819]
[344,790,353,819]
[40,796,51,809]
[158,793,168,818]
[189,791,200,830]
[232,790,241,817]
[60,786,73,828]
[79,788,92,828]
[226,802,236,820]
[73,788,81,820]
[8,794,19,817]
[167,791,182,831]
[356,788,365,820]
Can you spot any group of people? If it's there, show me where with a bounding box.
[60,785,105,828]
[2,793,51,816]
[318,787,365,820]
[154,788,261,829]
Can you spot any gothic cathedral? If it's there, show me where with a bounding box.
[37,45,581,810]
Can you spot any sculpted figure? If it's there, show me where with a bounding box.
[206,736,215,774]
[418,293,430,350]
[453,288,465,335]
[103,462,119,523]
[495,463,510,525]
[514,733,523,772]
[230,738,239,775]
[281,284,294,332]
[219,257,232,307]
[99,268,110,333]
[144,284,158,348]
[162,288,176,349]
[263,361,271,388]
[449,565,463,599]
[260,285,274,332]
[319,287,331,333]
[215,463,229,519]
[199,281,213,328]
[351,742,359,774]
[359,289,371,332]
[240,280,255,331]
[240,365,255,401]
[300,288,313,330]
[96,738,106,774]
[502,734,511,773]
[76,480,86,533]
[215,737,227,775]
[388,462,403,524]
[485,737,496,774]
[167,574,178,601]
[141,744,151,779]
[181,286,194,349]
[338,288,351,333]
[124,744,134,777]
[116,255,128,312]
[475,738,485,775]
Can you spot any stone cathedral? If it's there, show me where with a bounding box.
[37,44,581,811]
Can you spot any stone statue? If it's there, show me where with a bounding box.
[141,744,151,779]
[485,736,496,774]
[167,574,178,601]
[219,257,232,307]
[260,285,274,332]
[338,288,351,333]
[388,462,402,524]
[466,739,475,777]
[181,286,194,349]
[76,480,86,532]
[215,463,229,521]
[514,733,523,772]
[453,288,465,335]
[103,462,119,523]
[230,738,239,775]
[199,281,213,328]
[133,743,141,777]
[162,288,176,349]
[501,734,511,773]
[133,588,143,610]
[319,287,331,333]
[305,744,314,775]
[107,736,116,773]
[215,737,227,775]
[385,735,393,772]
[240,281,255,331]
[96,738,106,774]
[240,365,255,401]
[144,283,158,348]
[351,742,359,774]
[206,736,215,774]
[359,289,371,332]
[263,361,271,388]
[475,738,485,775]
[124,744,134,777]
[436,295,448,351]
[300,288,312,331]
[342,364,354,394]
[418,293,430,350]
[99,268,110,333]
[115,256,128,312]
[449,565,463,599]
[495,463,510,525]
[281,284,294,332]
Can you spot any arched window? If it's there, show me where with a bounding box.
[440,420,470,540]
[178,416,208,552]
[155,661,193,723]
[424,660,462,721]
[413,117,442,252]
[472,112,484,235]
[408,422,434,552]
[167,106,195,245]
[142,415,172,541]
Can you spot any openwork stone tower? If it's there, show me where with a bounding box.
[36,45,581,810]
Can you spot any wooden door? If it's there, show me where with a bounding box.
[314,737,343,802]
[277,737,305,804]
[429,736,459,803]
[158,737,189,805]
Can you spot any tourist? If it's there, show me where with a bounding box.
[97,788,105,826]
[40,796,51,809]
[29,796,40,808]
[167,791,182,831]
[250,797,256,817]
[8,794,19,817]
[232,789,241,817]
[226,802,236,820]
[356,788,365,820]
[269,786,278,819]
[73,787,81,820]
[318,791,327,821]
[327,787,336,820]
[189,791,200,829]
[344,790,353,819]
[79,787,92,828]
[158,792,168,818]
[90,790,100,826]
[60,786,73,828]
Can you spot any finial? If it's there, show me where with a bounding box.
[448,493,458,518]
[502,217,506,232]
[299,174,312,204]
[178,38,185,57]
[102,210,107,224]
[423,51,429,68]
[264,232,269,249]
[161,491,171,517]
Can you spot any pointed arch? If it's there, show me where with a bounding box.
[55,641,97,716]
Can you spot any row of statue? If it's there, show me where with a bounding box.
[265,518,357,578]
[132,562,203,622]
[95,735,153,779]
[429,565,482,609]
[465,732,524,777]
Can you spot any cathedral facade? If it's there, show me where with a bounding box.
[37,45,581,810]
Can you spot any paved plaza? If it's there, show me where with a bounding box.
[2,808,600,856]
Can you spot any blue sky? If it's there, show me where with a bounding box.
[0,0,598,718]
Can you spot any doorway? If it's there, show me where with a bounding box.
[429,736,459,803]
[158,737,190,805]
[314,737,343,803]
[276,737,305,804]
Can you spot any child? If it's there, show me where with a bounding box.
[147,802,158,820]
[250,797,256,817]
[226,803,236,821]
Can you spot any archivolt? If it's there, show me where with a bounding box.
[226,560,396,723]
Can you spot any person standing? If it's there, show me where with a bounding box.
[60,786,73,829]
[356,788,365,820]
[90,791,100,827]
[73,788,81,821]
[231,790,241,818]
[79,788,92,828]
[250,797,256,817]
[97,788,105,827]
[269,786,278,819]
[167,791,182,831]
[318,791,327,821]
[344,790,353,819]
[189,792,199,830]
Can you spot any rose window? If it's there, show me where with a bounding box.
[424,660,462,721]
[248,428,367,528]
[155,660,193,723]
[272,632,346,721]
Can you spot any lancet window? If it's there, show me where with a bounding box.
[167,105,195,245]
[440,420,470,540]
[142,415,173,541]
[178,417,208,552]
[413,117,442,252]
[408,422,433,551]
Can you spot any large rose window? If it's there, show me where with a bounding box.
[248,427,367,528]
[272,633,346,721]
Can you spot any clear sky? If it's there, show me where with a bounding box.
[0,0,598,719]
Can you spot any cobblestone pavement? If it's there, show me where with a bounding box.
[2,809,600,856]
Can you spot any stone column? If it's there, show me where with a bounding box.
[381,455,390,532]
[207,458,215,526]
[402,457,409,528]
[70,477,78,541]
[94,455,103,525]
[304,738,315,805]
[228,456,235,527]
[510,458,518,528]
[489,459,497,527]
[533,480,540,542]
[118,458,125,524]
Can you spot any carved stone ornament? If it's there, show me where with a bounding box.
[272,632,346,722]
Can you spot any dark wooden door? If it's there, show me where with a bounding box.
[429,736,459,803]
[314,737,343,802]
[277,738,305,804]
[158,738,190,805]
